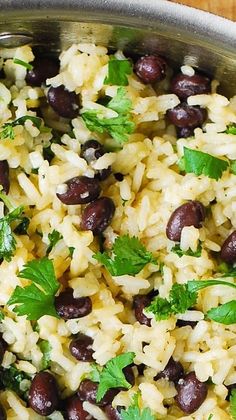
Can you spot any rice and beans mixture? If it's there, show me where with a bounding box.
[0,43,235,420]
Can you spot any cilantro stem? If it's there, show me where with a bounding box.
[0,190,14,211]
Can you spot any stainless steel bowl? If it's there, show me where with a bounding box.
[0,0,235,95]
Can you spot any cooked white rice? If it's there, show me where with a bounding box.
[0,42,234,419]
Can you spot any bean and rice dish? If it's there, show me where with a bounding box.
[0,42,235,420]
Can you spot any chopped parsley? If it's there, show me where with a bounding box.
[120,393,155,420]
[207,300,236,325]
[183,147,229,180]
[38,340,52,370]
[171,243,202,258]
[7,258,60,320]
[0,116,42,140]
[13,58,33,71]
[0,365,30,400]
[104,58,132,86]
[230,160,236,175]
[81,87,135,144]
[94,235,157,276]
[230,389,236,420]
[226,124,236,135]
[96,352,135,402]
[147,279,236,323]
[0,191,24,261]
[46,229,62,256]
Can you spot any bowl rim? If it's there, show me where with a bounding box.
[0,0,235,56]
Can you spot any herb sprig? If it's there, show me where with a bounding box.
[94,235,157,276]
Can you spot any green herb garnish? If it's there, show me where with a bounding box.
[147,279,236,323]
[0,116,42,140]
[46,229,62,256]
[183,147,229,180]
[230,389,236,420]
[120,393,155,420]
[104,58,132,86]
[81,87,135,144]
[13,58,33,71]
[7,258,60,320]
[94,235,157,276]
[39,340,52,370]
[171,243,202,258]
[96,352,135,402]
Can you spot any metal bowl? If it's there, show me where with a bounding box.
[0,0,235,95]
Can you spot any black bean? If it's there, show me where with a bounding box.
[175,372,207,414]
[55,288,92,320]
[64,395,92,420]
[81,197,115,235]
[47,85,79,119]
[226,383,236,401]
[167,103,207,129]
[114,173,124,182]
[56,176,101,205]
[104,404,124,420]
[136,363,146,375]
[122,366,135,387]
[166,201,206,242]
[77,380,119,407]
[0,161,10,195]
[81,140,112,181]
[176,126,194,139]
[171,73,211,100]
[69,333,94,362]
[220,231,236,264]
[28,371,60,416]
[133,295,152,327]
[0,403,6,420]
[94,167,112,181]
[81,140,104,163]
[26,57,59,87]
[154,357,184,383]
[134,55,167,84]
[176,319,198,328]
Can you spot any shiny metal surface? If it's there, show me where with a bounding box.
[0,0,235,95]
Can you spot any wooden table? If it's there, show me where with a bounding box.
[171,0,236,20]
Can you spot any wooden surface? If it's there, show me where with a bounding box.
[171,0,236,21]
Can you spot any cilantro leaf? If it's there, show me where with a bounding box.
[81,87,135,144]
[0,116,42,140]
[230,388,236,419]
[104,58,132,86]
[96,352,135,402]
[94,235,157,276]
[207,300,236,325]
[0,365,30,401]
[7,258,60,320]
[107,87,132,114]
[230,160,236,175]
[183,147,229,180]
[0,310,4,321]
[147,278,236,323]
[13,58,33,70]
[171,243,202,258]
[147,297,173,321]
[120,393,155,420]
[88,364,102,383]
[38,340,52,370]
[46,229,62,256]
[146,283,198,321]
[187,279,236,293]
[226,124,236,135]
[207,415,213,420]
[82,111,135,144]
[0,205,24,261]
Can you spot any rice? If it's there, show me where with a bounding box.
[0,42,234,420]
